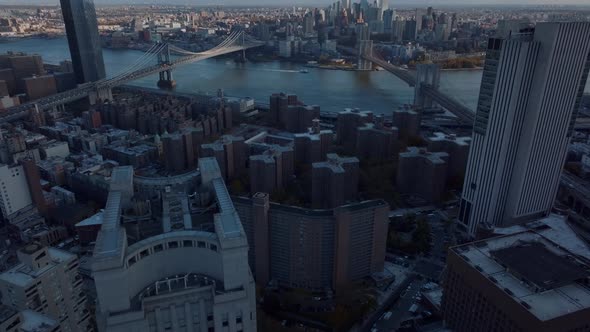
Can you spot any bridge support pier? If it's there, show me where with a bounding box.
[157,70,176,89]
[414,64,440,108]
[156,43,176,89]
[356,23,373,71]
[89,86,113,105]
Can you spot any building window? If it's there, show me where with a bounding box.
[140,249,149,259]
[153,244,163,252]
[183,240,193,247]
[197,241,206,248]
[168,241,179,249]
[209,244,217,252]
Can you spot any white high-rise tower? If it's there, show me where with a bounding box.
[459,22,590,236]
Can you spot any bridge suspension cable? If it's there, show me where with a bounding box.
[100,42,167,86]
[168,30,242,56]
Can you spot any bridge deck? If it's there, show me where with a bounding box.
[0,40,263,123]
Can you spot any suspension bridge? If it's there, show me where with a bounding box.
[0,30,264,123]
[339,43,476,125]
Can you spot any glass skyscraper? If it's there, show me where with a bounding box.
[60,0,106,84]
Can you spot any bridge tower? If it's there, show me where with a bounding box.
[414,64,441,108]
[356,23,373,71]
[88,86,113,105]
[157,43,177,89]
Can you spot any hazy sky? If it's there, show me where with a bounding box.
[2,0,590,6]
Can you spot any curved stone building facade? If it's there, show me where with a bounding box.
[93,161,256,332]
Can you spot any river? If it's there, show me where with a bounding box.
[0,37,588,114]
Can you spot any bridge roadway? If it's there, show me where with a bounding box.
[0,43,262,123]
[338,45,476,124]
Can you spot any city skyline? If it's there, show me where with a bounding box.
[1,0,590,6]
[0,1,587,331]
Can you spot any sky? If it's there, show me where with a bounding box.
[1,0,590,6]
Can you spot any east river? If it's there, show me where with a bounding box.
[1,37,589,114]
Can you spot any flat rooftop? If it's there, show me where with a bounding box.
[428,132,471,146]
[400,147,448,164]
[491,241,589,291]
[453,231,590,321]
[312,153,358,173]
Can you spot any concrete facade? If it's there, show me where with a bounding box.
[0,164,32,221]
[234,193,389,290]
[200,135,247,181]
[460,23,590,236]
[336,108,373,153]
[0,243,91,332]
[355,119,399,161]
[397,147,448,203]
[92,162,257,332]
[426,132,471,182]
[392,107,421,142]
[312,153,359,209]
[249,145,294,195]
[293,120,334,165]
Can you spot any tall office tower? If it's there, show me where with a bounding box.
[383,9,395,32]
[341,0,351,11]
[391,18,406,42]
[415,8,425,34]
[404,20,417,40]
[0,243,91,331]
[304,13,314,35]
[459,23,590,237]
[60,0,106,83]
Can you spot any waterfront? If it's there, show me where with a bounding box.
[1,37,589,114]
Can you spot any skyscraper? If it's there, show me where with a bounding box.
[459,22,590,237]
[60,0,106,83]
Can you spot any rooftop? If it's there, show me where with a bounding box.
[0,248,74,287]
[494,214,590,260]
[428,132,471,146]
[20,310,58,332]
[312,153,359,173]
[75,211,104,228]
[491,241,589,291]
[213,177,242,239]
[453,230,590,321]
[339,108,373,118]
[400,147,448,164]
[0,305,17,323]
